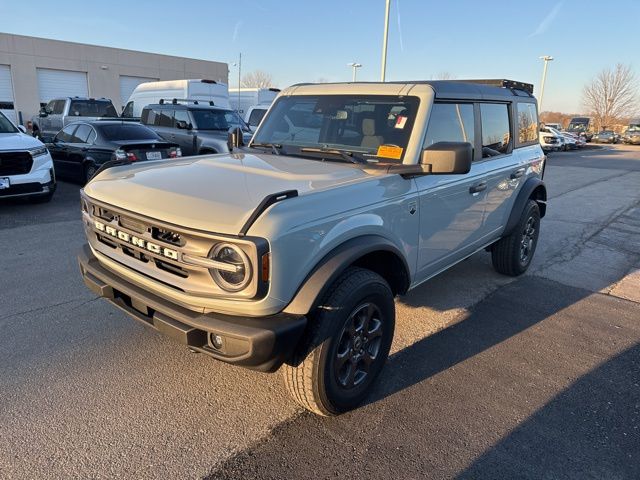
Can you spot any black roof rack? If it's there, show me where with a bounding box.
[462,79,534,95]
[158,98,215,106]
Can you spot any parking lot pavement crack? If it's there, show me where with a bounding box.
[546,170,633,200]
[0,297,94,323]
[534,198,640,274]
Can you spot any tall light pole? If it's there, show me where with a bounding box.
[347,62,362,82]
[538,55,553,112]
[230,53,242,114]
[380,0,391,82]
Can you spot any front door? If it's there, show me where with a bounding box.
[414,102,488,282]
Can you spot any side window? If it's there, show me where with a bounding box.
[248,108,266,127]
[423,103,475,154]
[516,102,538,145]
[55,124,77,143]
[122,101,133,118]
[53,100,66,114]
[173,109,191,127]
[87,128,97,144]
[45,100,56,114]
[159,109,173,127]
[480,103,511,157]
[71,124,92,143]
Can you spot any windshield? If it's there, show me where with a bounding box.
[69,100,118,118]
[98,124,159,141]
[0,111,18,133]
[190,109,250,132]
[252,95,420,162]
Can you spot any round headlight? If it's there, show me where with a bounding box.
[210,243,252,292]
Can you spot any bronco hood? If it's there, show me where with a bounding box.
[83,152,374,234]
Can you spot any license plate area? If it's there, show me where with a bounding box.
[146,151,162,160]
[0,177,10,189]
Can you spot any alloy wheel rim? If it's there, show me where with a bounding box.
[334,302,383,389]
[520,216,536,263]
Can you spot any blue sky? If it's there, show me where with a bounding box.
[2,0,638,113]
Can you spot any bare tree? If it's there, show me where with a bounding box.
[433,72,456,80]
[241,70,275,88]
[582,64,638,129]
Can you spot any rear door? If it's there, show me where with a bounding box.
[480,102,539,237]
[415,102,488,281]
[65,123,93,181]
[48,124,78,178]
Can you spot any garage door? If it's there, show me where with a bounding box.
[119,76,157,104]
[0,65,16,123]
[37,68,88,104]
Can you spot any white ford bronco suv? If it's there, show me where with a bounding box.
[78,79,546,416]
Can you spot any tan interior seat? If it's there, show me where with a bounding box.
[361,118,384,149]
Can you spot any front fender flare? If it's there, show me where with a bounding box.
[283,235,410,316]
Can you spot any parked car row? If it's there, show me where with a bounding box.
[539,124,585,153]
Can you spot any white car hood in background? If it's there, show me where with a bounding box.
[83,152,375,234]
[0,132,44,150]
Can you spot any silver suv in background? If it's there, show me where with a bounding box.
[78,79,546,416]
[31,97,118,142]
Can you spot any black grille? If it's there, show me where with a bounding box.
[0,151,33,176]
[0,182,43,197]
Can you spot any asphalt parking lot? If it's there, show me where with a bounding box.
[1,145,639,479]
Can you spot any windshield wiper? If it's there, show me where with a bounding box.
[299,147,367,164]
[250,142,282,155]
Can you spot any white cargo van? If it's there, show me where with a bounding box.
[122,79,230,118]
[229,88,280,129]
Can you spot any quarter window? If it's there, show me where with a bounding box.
[480,103,511,157]
[423,103,475,155]
[516,103,538,144]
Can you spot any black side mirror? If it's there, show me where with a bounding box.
[39,108,48,117]
[227,127,244,151]
[421,141,472,174]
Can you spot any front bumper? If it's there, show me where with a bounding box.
[78,244,306,372]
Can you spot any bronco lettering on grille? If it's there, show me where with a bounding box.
[94,220,179,260]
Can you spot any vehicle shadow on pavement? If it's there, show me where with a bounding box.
[457,342,640,479]
[368,276,588,406]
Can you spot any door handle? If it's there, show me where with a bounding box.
[469,181,487,194]
[510,168,525,179]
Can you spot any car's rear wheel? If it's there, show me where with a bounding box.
[282,267,395,416]
[491,200,540,276]
[84,163,97,184]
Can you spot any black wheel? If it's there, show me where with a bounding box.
[84,163,97,184]
[282,267,395,416]
[491,200,540,276]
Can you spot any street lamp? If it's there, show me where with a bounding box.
[380,0,391,81]
[538,55,553,112]
[347,62,362,82]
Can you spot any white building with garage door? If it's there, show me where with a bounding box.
[0,32,228,125]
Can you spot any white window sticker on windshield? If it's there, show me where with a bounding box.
[395,115,407,129]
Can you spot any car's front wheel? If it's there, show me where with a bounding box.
[282,267,395,416]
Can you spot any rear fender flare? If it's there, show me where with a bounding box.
[504,177,547,236]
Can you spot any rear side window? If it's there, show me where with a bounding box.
[480,103,511,157]
[516,103,538,145]
[71,124,92,143]
[423,103,475,154]
[159,109,173,127]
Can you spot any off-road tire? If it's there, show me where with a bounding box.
[282,267,395,416]
[492,199,540,276]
